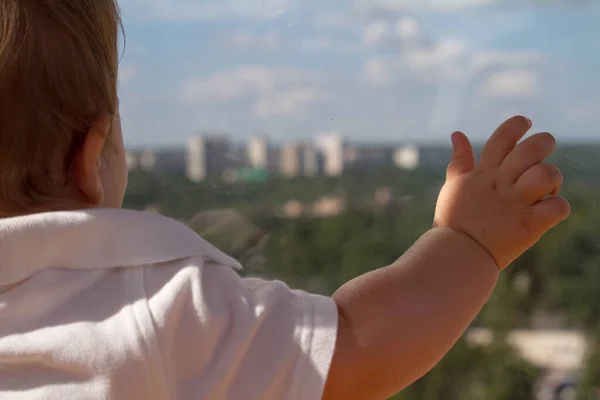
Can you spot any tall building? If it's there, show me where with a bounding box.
[299,143,322,177]
[279,143,300,178]
[278,142,324,178]
[316,132,344,177]
[126,151,139,171]
[186,135,231,182]
[345,145,394,170]
[187,136,206,182]
[247,136,268,170]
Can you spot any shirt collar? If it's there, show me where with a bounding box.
[0,208,242,286]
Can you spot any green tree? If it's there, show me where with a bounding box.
[391,337,537,400]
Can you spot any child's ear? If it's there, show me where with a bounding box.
[70,116,111,206]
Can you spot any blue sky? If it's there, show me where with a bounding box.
[117,0,600,147]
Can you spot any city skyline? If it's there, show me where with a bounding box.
[117,0,600,147]
[127,132,424,181]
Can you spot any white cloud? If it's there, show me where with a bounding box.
[255,87,324,117]
[365,57,394,83]
[358,7,494,85]
[220,31,283,51]
[301,37,362,54]
[419,0,496,11]
[219,31,362,54]
[471,50,547,71]
[220,31,361,54]
[354,0,410,13]
[406,38,466,73]
[181,66,324,118]
[361,16,426,50]
[121,0,295,21]
[362,10,547,88]
[354,0,497,14]
[396,16,421,41]
[480,70,539,99]
[363,20,392,47]
[358,8,546,87]
[364,38,468,84]
[312,11,357,29]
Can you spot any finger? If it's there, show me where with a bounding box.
[500,132,557,184]
[479,116,532,169]
[529,196,571,232]
[514,163,563,204]
[446,131,476,180]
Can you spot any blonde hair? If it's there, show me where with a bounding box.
[0,0,122,213]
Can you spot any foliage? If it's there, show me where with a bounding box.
[393,338,538,400]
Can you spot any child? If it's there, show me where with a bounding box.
[0,1,570,399]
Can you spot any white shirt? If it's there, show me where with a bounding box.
[0,209,338,400]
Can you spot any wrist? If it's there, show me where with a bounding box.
[427,226,501,272]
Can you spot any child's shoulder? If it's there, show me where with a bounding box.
[0,208,338,400]
[0,208,241,290]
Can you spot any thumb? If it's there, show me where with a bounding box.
[446,131,475,180]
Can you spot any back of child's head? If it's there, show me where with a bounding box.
[0,0,122,215]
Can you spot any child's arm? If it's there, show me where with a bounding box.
[325,228,497,400]
[322,116,570,400]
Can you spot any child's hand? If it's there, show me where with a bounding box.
[434,116,571,271]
